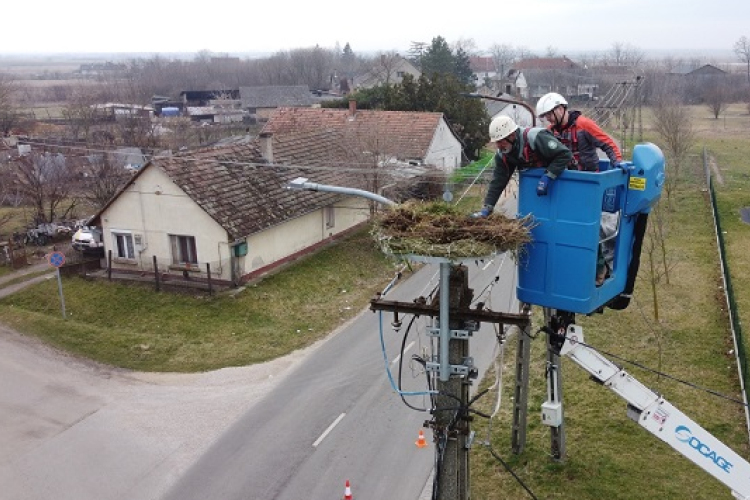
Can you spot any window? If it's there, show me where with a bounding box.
[325,206,335,229]
[113,232,135,259]
[170,235,198,265]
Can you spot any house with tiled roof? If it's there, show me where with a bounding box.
[469,56,497,88]
[239,85,318,122]
[261,102,463,172]
[91,135,371,286]
[509,56,591,100]
[353,55,421,90]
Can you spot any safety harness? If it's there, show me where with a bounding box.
[502,127,545,169]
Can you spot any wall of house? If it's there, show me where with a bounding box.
[424,119,462,171]
[100,167,233,281]
[241,196,370,279]
[492,104,534,128]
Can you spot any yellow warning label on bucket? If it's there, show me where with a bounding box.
[629,177,646,191]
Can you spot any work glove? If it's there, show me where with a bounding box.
[536,174,552,196]
[471,205,493,218]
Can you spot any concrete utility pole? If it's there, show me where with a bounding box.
[372,263,530,500]
[432,264,474,500]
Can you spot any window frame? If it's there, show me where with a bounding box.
[169,234,198,266]
[111,230,136,260]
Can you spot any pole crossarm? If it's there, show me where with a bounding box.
[370,296,531,327]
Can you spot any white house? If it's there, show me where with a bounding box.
[92,139,370,286]
[484,93,535,128]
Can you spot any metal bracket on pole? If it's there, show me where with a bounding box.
[438,262,451,381]
[425,357,474,377]
[427,323,479,340]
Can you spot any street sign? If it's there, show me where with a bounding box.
[48,251,65,268]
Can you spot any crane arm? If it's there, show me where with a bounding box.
[559,325,750,500]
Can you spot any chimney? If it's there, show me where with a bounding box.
[259,132,273,163]
[348,99,357,117]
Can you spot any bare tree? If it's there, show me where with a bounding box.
[451,37,479,56]
[364,51,404,86]
[0,73,21,135]
[641,211,666,321]
[703,82,730,119]
[734,36,750,85]
[79,153,131,209]
[14,151,78,224]
[61,82,108,141]
[515,46,536,61]
[488,44,516,76]
[651,94,696,207]
[545,46,559,57]
[606,42,645,68]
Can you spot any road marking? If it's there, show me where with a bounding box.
[313,413,346,447]
[391,341,415,365]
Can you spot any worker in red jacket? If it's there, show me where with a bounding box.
[535,92,622,171]
[536,92,623,285]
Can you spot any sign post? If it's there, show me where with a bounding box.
[47,251,66,319]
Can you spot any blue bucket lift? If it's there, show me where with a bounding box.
[516,143,665,314]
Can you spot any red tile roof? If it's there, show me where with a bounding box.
[261,106,447,163]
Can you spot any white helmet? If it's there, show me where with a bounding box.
[536,92,568,117]
[489,115,519,142]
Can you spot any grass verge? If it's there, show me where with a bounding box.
[0,228,403,371]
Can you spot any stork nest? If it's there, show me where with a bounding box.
[372,200,534,259]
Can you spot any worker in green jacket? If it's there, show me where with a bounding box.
[473,115,573,217]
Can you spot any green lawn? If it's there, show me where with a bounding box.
[0,228,404,371]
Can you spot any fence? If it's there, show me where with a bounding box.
[104,252,233,295]
[704,146,750,439]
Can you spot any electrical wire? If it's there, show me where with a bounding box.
[554,328,750,408]
[377,267,437,398]
[16,137,478,180]
[477,324,540,500]
[396,315,430,412]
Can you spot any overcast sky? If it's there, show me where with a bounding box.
[2,0,747,59]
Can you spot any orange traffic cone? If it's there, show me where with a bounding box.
[415,429,428,448]
[343,479,353,499]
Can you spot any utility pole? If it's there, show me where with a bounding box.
[432,264,474,500]
[511,304,532,454]
[372,263,531,500]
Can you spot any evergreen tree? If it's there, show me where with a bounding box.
[341,42,356,78]
[454,47,475,86]
[421,36,455,79]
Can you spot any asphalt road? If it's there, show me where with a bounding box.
[161,250,519,500]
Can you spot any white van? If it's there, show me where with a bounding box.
[72,226,104,256]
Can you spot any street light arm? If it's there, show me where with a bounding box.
[460,92,537,126]
[286,177,396,206]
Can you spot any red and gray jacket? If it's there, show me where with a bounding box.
[551,110,622,171]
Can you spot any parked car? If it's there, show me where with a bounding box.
[72,226,104,256]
